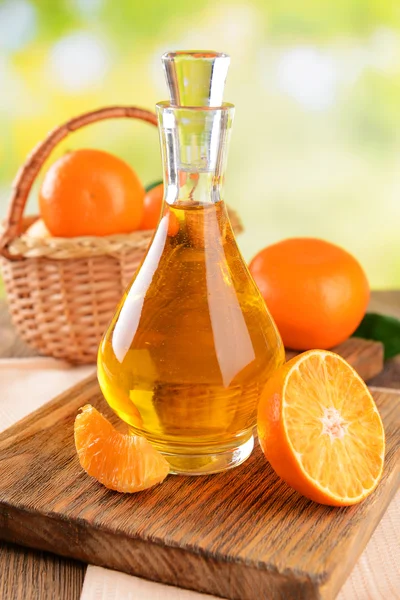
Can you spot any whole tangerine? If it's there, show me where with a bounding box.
[249,238,370,350]
[39,148,145,237]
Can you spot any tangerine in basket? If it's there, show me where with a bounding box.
[39,149,145,237]
[249,238,370,350]
[140,181,163,230]
[74,404,169,492]
[139,175,189,231]
[257,350,385,506]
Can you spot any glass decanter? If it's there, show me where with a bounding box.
[98,51,285,475]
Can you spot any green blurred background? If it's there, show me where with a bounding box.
[1,0,399,287]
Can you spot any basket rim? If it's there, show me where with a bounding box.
[0,219,154,260]
[0,205,243,261]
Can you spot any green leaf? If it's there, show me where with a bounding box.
[145,179,163,193]
[352,313,400,360]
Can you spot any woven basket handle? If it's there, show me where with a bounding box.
[0,106,158,256]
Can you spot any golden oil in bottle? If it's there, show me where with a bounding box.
[98,200,284,474]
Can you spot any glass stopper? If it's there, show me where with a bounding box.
[161,51,230,108]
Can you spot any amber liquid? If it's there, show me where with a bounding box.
[98,200,284,473]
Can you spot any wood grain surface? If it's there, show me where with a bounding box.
[0,376,398,600]
[0,299,38,359]
[368,355,400,389]
[286,336,384,382]
[0,542,85,600]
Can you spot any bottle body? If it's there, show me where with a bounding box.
[98,199,284,474]
[98,91,284,474]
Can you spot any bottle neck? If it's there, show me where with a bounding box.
[156,102,234,206]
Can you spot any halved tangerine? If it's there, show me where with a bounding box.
[74,404,169,492]
[257,350,385,506]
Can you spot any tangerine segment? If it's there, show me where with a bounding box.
[74,405,169,493]
[258,350,385,506]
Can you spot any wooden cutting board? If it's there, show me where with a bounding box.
[286,337,384,381]
[0,340,398,600]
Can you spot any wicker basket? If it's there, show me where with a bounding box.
[0,106,243,364]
